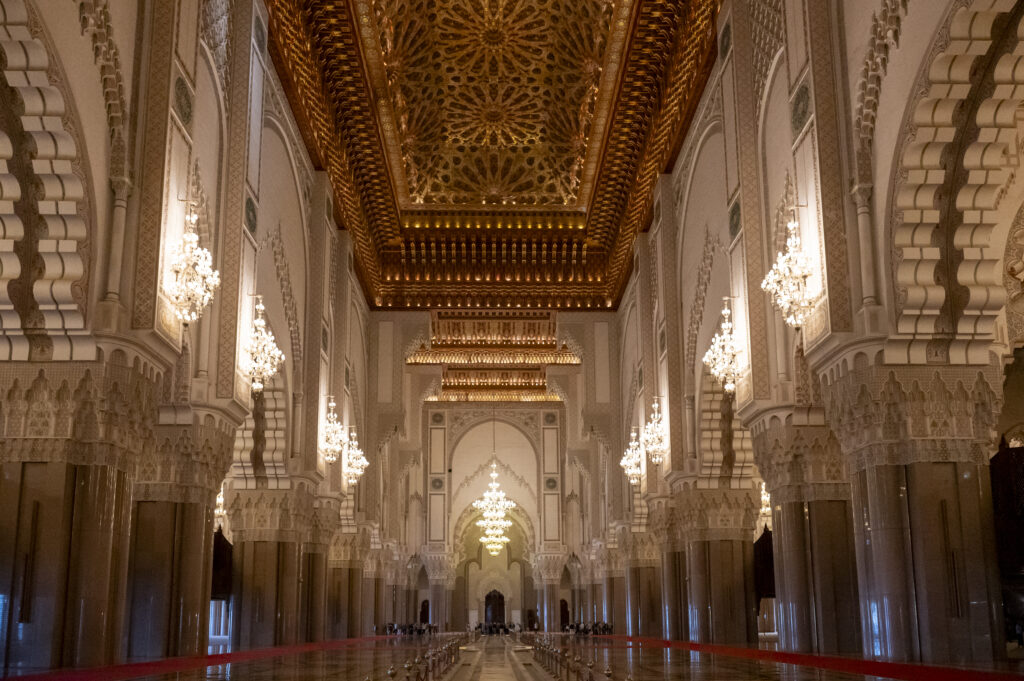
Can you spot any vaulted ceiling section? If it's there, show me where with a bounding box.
[267,0,718,309]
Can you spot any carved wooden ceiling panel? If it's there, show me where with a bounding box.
[266,0,718,308]
[371,0,612,207]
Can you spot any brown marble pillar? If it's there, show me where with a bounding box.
[660,549,682,640]
[542,582,559,631]
[231,540,302,649]
[303,549,327,642]
[125,500,214,659]
[0,462,134,671]
[327,565,351,638]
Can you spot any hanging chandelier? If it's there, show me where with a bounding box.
[619,428,643,486]
[245,295,284,393]
[214,481,226,530]
[759,481,771,516]
[702,299,740,393]
[166,206,220,323]
[323,397,345,463]
[474,460,515,555]
[761,214,817,328]
[342,427,369,484]
[641,397,668,465]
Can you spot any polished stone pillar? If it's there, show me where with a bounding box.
[360,574,377,635]
[302,548,327,642]
[327,565,353,638]
[660,549,682,640]
[0,462,133,672]
[772,499,860,653]
[686,538,757,644]
[823,364,1004,664]
[429,580,447,629]
[542,582,559,631]
[452,575,467,631]
[231,539,302,648]
[125,500,214,659]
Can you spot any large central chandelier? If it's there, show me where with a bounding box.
[323,397,345,463]
[245,295,284,393]
[641,397,668,465]
[620,428,643,486]
[703,299,740,393]
[474,460,515,555]
[166,206,220,323]
[342,428,369,484]
[761,215,817,328]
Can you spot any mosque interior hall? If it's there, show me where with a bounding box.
[3,0,1024,680]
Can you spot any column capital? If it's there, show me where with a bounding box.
[226,486,317,544]
[821,361,1001,473]
[673,487,758,543]
[748,405,850,503]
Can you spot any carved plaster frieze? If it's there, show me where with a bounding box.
[533,551,568,584]
[821,362,1001,473]
[748,409,849,504]
[226,484,317,544]
[673,486,757,543]
[135,415,236,504]
[422,551,458,587]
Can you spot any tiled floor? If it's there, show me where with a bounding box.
[31,635,1024,681]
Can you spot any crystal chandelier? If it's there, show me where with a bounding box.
[761,214,817,328]
[214,481,226,530]
[641,397,668,465]
[619,428,643,486]
[760,481,771,516]
[474,460,515,555]
[342,428,369,485]
[702,299,740,393]
[323,396,345,463]
[245,295,284,393]
[166,206,220,323]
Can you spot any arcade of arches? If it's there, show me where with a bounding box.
[2,0,1024,679]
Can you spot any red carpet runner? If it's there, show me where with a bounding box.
[598,634,1024,681]
[8,634,1024,681]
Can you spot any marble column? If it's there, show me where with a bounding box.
[231,539,303,648]
[543,582,559,631]
[125,499,214,659]
[327,565,353,638]
[823,364,1004,664]
[750,413,861,654]
[660,549,682,640]
[303,548,327,642]
[678,488,758,645]
[0,462,133,671]
[452,574,467,631]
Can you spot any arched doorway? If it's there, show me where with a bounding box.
[559,599,569,631]
[485,590,505,624]
[419,599,430,624]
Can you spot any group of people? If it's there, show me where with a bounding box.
[563,622,613,635]
[382,623,439,636]
[475,621,521,635]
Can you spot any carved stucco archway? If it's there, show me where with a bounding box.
[888,2,1024,364]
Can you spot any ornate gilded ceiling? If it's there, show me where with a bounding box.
[267,0,718,308]
[371,0,614,208]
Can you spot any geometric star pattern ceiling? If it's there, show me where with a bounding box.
[373,0,612,207]
[266,0,718,309]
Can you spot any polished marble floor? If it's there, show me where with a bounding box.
[67,635,1018,681]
